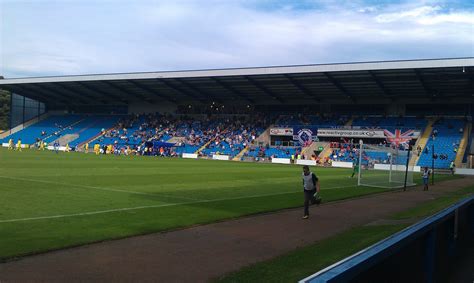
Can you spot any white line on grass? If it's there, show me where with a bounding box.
[0,175,201,202]
[0,185,355,223]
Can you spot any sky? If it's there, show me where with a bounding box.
[0,0,473,78]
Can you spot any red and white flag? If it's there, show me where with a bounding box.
[384,129,414,146]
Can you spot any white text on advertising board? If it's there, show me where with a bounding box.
[317,129,385,138]
[270,128,294,136]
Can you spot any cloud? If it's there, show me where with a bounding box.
[358,6,378,13]
[417,12,474,25]
[375,4,474,25]
[1,0,473,78]
[375,5,442,22]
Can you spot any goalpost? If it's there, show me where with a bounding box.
[357,141,415,189]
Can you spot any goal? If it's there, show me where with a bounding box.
[357,142,415,189]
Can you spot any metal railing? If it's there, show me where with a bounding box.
[300,195,474,283]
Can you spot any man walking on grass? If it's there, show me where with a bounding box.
[302,165,321,219]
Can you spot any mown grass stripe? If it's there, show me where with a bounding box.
[0,184,355,223]
[0,175,201,201]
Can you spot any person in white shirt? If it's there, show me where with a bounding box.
[302,165,321,219]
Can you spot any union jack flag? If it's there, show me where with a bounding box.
[383,129,415,146]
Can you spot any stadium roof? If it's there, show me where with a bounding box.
[1,57,473,107]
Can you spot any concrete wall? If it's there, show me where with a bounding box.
[128,102,177,114]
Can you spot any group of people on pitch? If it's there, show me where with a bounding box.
[8,138,23,151]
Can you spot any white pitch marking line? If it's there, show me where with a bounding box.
[0,185,356,223]
[0,175,201,202]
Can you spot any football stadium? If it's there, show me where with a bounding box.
[0,57,473,282]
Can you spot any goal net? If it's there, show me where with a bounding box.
[357,143,415,189]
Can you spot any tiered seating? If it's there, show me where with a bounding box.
[365,151,406,165]
[275,115,302,126]
[69,116,120,147]
[352,116,426,131]
[329,147,396,165]
[41,115,95,144]
[266,147,300,158]
[96,115,247,155]
[417,119,464,168]
[307,116,346,127]
[174,144,200,155]
[3,113,464,169]
[175,118,226,155]
[160,134,172,142]
[202,140,243,157]
[98,115,147,148]
[200,117,266,157]
[1,115,84,145]
[97,114,190,149]
[246,146,301,159]
[275,115,346,128]
[329,148,357,162]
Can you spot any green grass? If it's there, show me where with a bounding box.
[214,225,406,283]
[0,148,405,261]
[0,148,461,262]
[215,185,473,283]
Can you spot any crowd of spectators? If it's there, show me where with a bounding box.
[328,140,404,166]
[92,113,270,157]
[17,113,464,169]
[99,114,168,145]
[244,144,303,160]
[201,115,268,157]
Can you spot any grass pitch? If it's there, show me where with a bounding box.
[1,148,412,260]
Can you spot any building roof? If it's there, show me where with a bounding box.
[1,57,473,106]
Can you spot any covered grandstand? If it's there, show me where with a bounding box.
[1,57,473,169]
